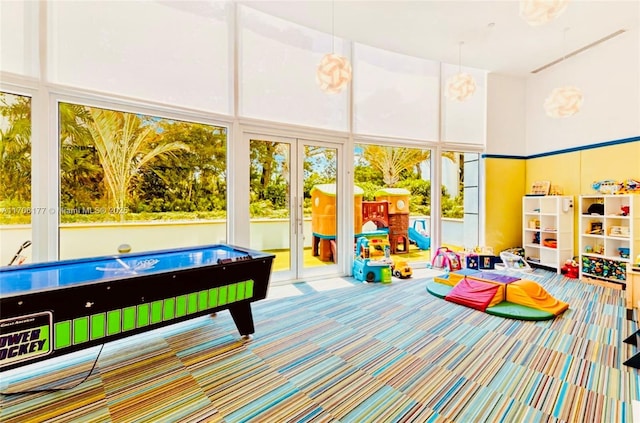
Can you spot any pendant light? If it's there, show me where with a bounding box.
[445,42,476,102]
[544,28,583,118]
[520,0,569,26]
[316,1,352,93]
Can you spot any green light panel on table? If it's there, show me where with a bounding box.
[151,300,163,324]
[51,281,253,351]
[73,317,89,344]
[164,298,175,321]
[108,310,121,335]
[91,313,105,340]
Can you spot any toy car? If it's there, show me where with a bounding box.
[392,260,412,278]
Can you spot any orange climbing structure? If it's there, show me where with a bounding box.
[310,184,412,262]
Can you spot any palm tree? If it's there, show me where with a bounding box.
[0,93,32,203]
[363,146,430,187]
[86,108,189,213]
[60,146,103,209]
[59,103,103,212]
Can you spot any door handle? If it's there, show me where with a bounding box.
[292,196,297,235]
[298,196,304,239]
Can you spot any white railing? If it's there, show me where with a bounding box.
[0,217,465,265]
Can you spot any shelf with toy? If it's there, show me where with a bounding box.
[579,194,640,285]
[522,196,573,273]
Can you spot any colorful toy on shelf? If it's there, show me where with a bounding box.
[592,178,640,195]
[581,256,627,281]
[592,180,621,194]
[619,179,640,193]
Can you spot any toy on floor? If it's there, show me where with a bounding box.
[496,251,533,273]
[352,237,392,283]
[431,247,462,271]
[426,268,569,321]
[392,259,412,279]
[560,258,579,278]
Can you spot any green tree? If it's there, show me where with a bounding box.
[60,103,102,211]
[250,140,288,204]
[86,108,189,212]
[362,146,430,187]
[60,146,103,210]
[140,121,227,212]
[0,93,31,203]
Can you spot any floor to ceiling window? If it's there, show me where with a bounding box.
[440,151,480,252]
[0,92,32,265]
[354,144,433,264]
[58,102,228,259]
[2,1,487,280]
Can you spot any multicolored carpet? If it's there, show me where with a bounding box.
[1,269,638,422]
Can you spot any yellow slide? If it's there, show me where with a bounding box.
[506,279,569,315]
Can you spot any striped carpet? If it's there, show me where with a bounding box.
[1,268,638,422]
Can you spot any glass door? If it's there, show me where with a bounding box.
[248,135,341,282]
[353,144,433,266]
[440,151,480,251]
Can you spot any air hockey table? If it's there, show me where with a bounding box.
[0,244,274,372]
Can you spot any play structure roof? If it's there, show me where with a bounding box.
[374,187,411,196]
[311,184,364,196]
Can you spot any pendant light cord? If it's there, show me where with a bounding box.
[331,0,335,53]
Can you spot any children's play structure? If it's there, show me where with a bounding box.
[408,219,431,251]
[311,184,430,262]
[426,268,569,321]
[352,236,412,283]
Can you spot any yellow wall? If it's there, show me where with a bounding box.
[579,143,640,193]
[525,152,581,196]
[484,157,526,253]
[486,140,640,255]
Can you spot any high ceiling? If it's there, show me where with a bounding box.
[241,0,640,77]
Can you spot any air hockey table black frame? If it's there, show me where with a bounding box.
[0,244,274,372]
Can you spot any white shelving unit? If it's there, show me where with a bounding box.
[579,194,640,284]
[522,196,574,273]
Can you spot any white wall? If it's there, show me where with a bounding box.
[486,73,527,156]
[525,28,640,155]
[0,222,227,265]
